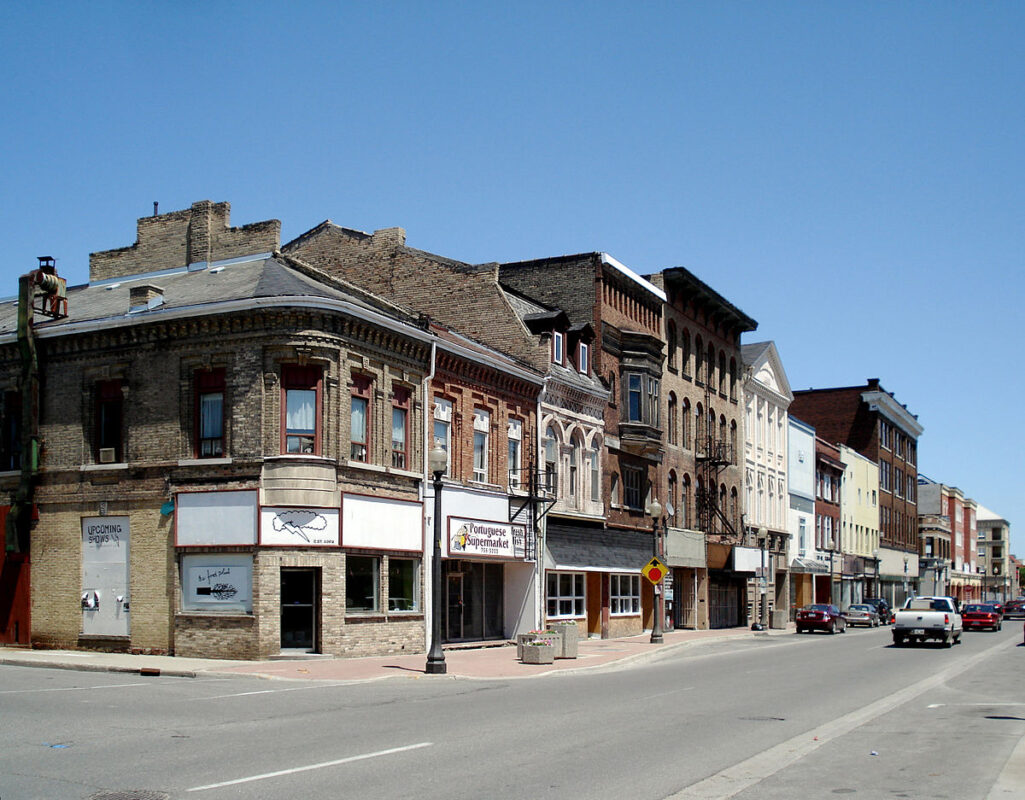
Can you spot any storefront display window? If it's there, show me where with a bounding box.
[388,558,419,612]
[181,553,253,613]
[346,555,380,612]
[610,573,640,615]
[547,571,585,618]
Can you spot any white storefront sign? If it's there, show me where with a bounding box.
[81,516,130,637]
[260,506,340,546]
[446,517,525,560]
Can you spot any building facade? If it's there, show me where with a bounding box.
[1,201,456,659]
[741,342,792,627]
[838,444,881,604]
[787,416,826,614]
[975,505,1013,603]
[789,378,923,608]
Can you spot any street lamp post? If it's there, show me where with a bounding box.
[648,500,663,644]
[902,553,909,604]
[872,549,880,597]
[425,445,448,675]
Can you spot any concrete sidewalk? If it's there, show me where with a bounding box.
[0,624,793,683]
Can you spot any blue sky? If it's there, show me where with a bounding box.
[3,3,1023,556]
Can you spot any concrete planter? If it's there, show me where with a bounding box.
[552,623,578,658]
[517,631,561,659]
[520,642,556,665]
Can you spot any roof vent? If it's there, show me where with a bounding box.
[129,284,165,313]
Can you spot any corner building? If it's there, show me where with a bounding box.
[1,201,445,659]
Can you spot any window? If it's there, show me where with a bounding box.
[545,426,559,495]
[568,436,583,498]
[282,365,321,455]
[547,572,585,618]
[195,368,225,458]
[647,377,660,427]
[590,443,601,502]
[96,379,124,462]
[610,472,620,505]
[682,330,692,377]
[623,465,643,509]
[895,467,904,498]
[718,351,726,394]
[610,574,640,615]
[707,343,716,390]
[472,409,490,483]
[578,342,589,374]
[350,374,371,462]
[667,321,677,369]
[627,374,643,421]
[346,555,380,613]
[695,336,704,383]
[681,398,691,449]
[388,558,419,612]
[880,460,891,492]
[667,393,678,445]
[682,475,691,528]
[880,420,890,450]
[507,418,522,489]
[391,387,410,469]
[433,397,452,476]
[668,472,678,527]
[1,390,21,471]
[552,331,564,364]
[729,357,738,400]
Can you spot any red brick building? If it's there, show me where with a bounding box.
[790,379,923,606]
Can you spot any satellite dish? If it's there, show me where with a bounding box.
[665,501,675,517]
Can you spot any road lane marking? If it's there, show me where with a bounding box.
[187,742,433,791]
[0,682,148,695]
[200,682,357,699]
[670,634,1016,799]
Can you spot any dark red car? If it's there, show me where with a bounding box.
[796,604,847,635]
[1003,599,1025,619]
[962,603,1002,631]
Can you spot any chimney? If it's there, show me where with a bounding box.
[129,284,164,313]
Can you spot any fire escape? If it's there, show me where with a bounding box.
[695,382,740,541]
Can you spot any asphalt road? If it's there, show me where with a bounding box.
[1,624,1022,800]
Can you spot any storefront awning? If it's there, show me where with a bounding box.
[545,522,653,573]
[791,557,830,574]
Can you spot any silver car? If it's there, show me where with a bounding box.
[844,603,881,627]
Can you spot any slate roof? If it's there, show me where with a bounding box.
[0,255,417,337]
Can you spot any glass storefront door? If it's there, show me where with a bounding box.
[443,561,505,642]
[281,568,317,651]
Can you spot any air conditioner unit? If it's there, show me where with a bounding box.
[98,448,117,464]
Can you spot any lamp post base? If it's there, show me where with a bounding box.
[425,656,447,675]
[650,632,663,644]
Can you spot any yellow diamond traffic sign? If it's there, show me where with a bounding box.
[642,556,667,585]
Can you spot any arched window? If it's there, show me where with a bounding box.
[719,484,727,533]
[681,397,691,450]
[718,351,726,395]
[667,321,677,370]
[730,486,739,531]
[682,474,691,529]
[589,440,601,503]
[608,373,616,404]
[708,407,716,450]
[668,471,679,527]
[545,426,559,497]
[682,329,692,378]
[719,415,727,446]
[707,342,716,390]
[667,393,678,446]
[569,435,582,500]
[696,402,704,449]
[729,357,738,401]
[695,336,704,384]
[696,475,705,530]
[730,420,738,464]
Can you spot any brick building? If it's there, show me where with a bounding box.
[0,201,460,659]
[284,223,550,644]
[498,253,666,638]
[650,267,756,630]
[789,379,923,607]
[813,438,845,604]
[917,476,980,604]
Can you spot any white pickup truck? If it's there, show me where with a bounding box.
[892,596,962,647]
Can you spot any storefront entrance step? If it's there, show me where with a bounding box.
[269,651,333,661]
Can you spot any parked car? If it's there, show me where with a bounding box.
[864,597,892,625]
[1003,599,1025,619]
[962,603,1002,631]
[991,602,1005,618]
[843,603,880,627]
[796,604,847,634]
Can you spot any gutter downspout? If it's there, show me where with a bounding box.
[535,376,548,630]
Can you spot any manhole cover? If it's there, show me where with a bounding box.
[88,792,170,800]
